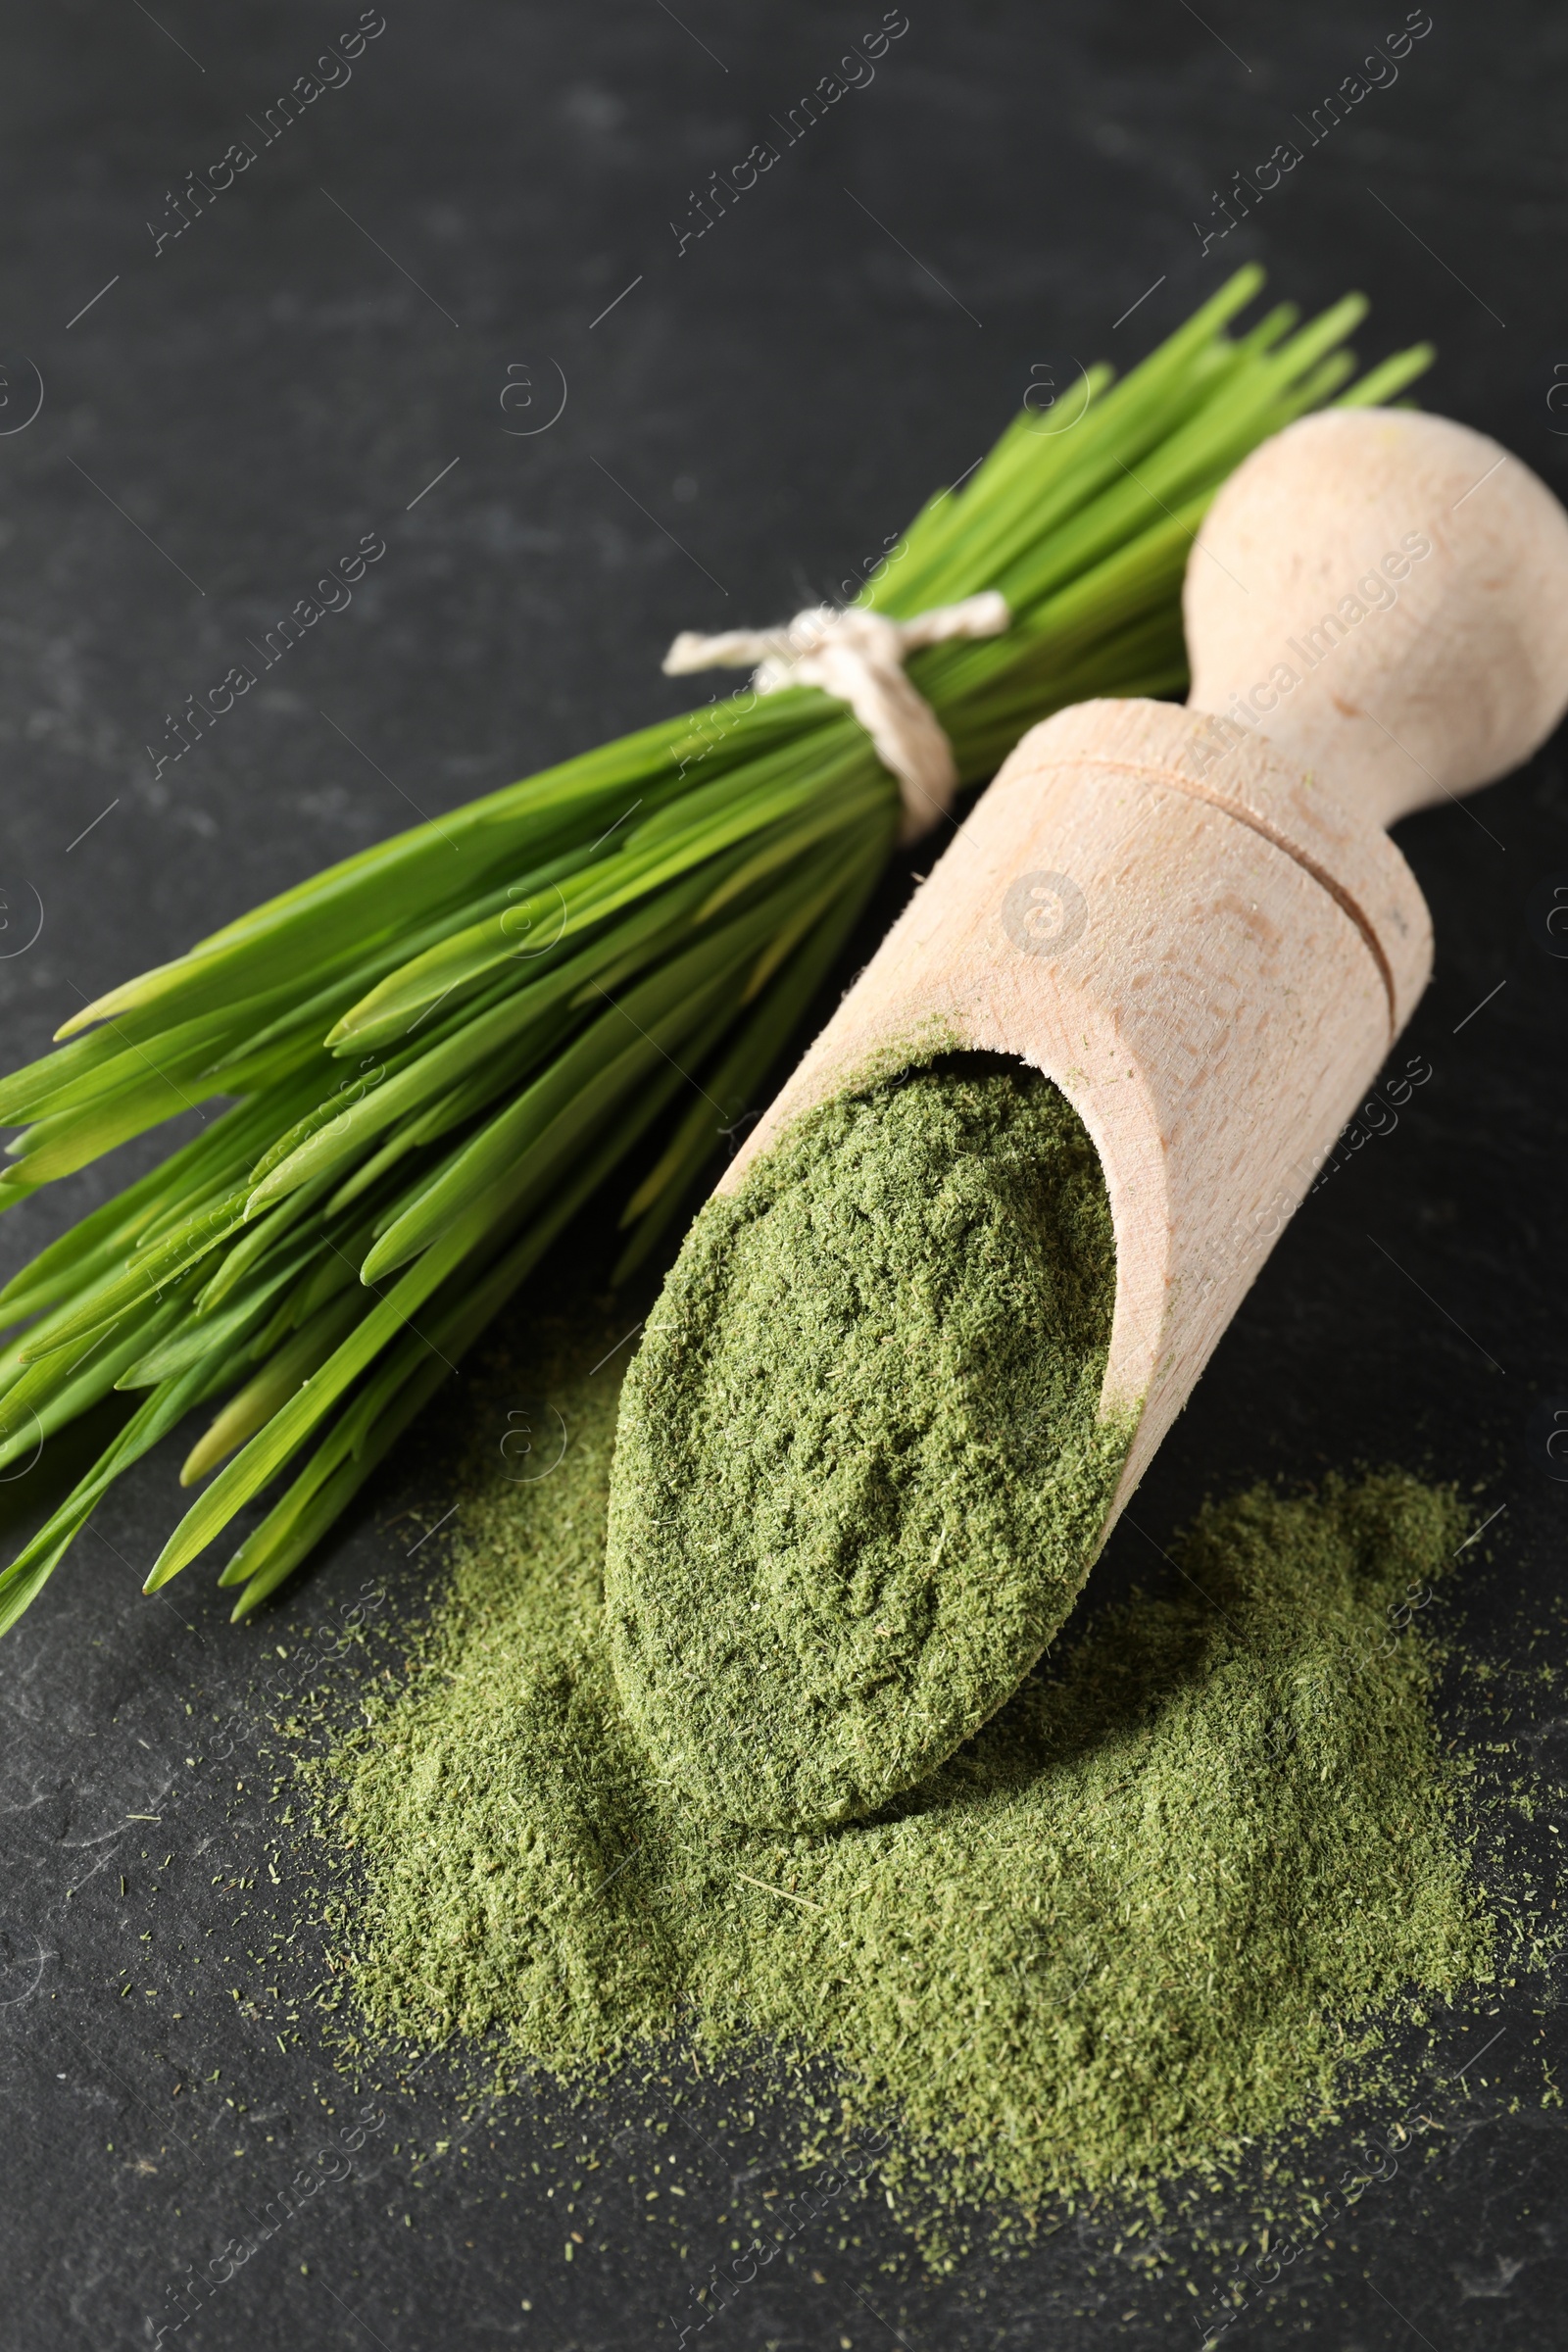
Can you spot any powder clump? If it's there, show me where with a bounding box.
[308,1308,1496,2216]
[605,1055,1129,1830]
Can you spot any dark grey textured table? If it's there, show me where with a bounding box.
[3,4,1566,2346]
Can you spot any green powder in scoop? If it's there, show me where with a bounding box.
[604,1055,1131,1829]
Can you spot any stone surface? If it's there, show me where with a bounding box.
[2,3,1566,2346]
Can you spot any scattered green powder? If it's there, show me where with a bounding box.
[606,1056,1132,1830]
[312,1307,1495,2215]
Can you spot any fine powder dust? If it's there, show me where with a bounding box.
[605,1057,1132,1830]
[309,1305,1496,2216]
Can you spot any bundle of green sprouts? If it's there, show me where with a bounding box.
[0,268,1429,1632]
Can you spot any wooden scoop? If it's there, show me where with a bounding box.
[715,408,1568,1539]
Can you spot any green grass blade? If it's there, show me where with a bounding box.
[0,1347,240,1634]
[614,841,886,1278]
[1334,343,1435,408]
[179,1285,371,1485]
[224,1058,709,1611]
[0,1287,194,1472]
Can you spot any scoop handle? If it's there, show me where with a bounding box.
[1185,408,1568,831]
[714,407,1568,1554]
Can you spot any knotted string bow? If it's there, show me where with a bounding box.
[663,591,1010,844]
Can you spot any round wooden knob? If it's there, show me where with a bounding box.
[1186,407,1568,827]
